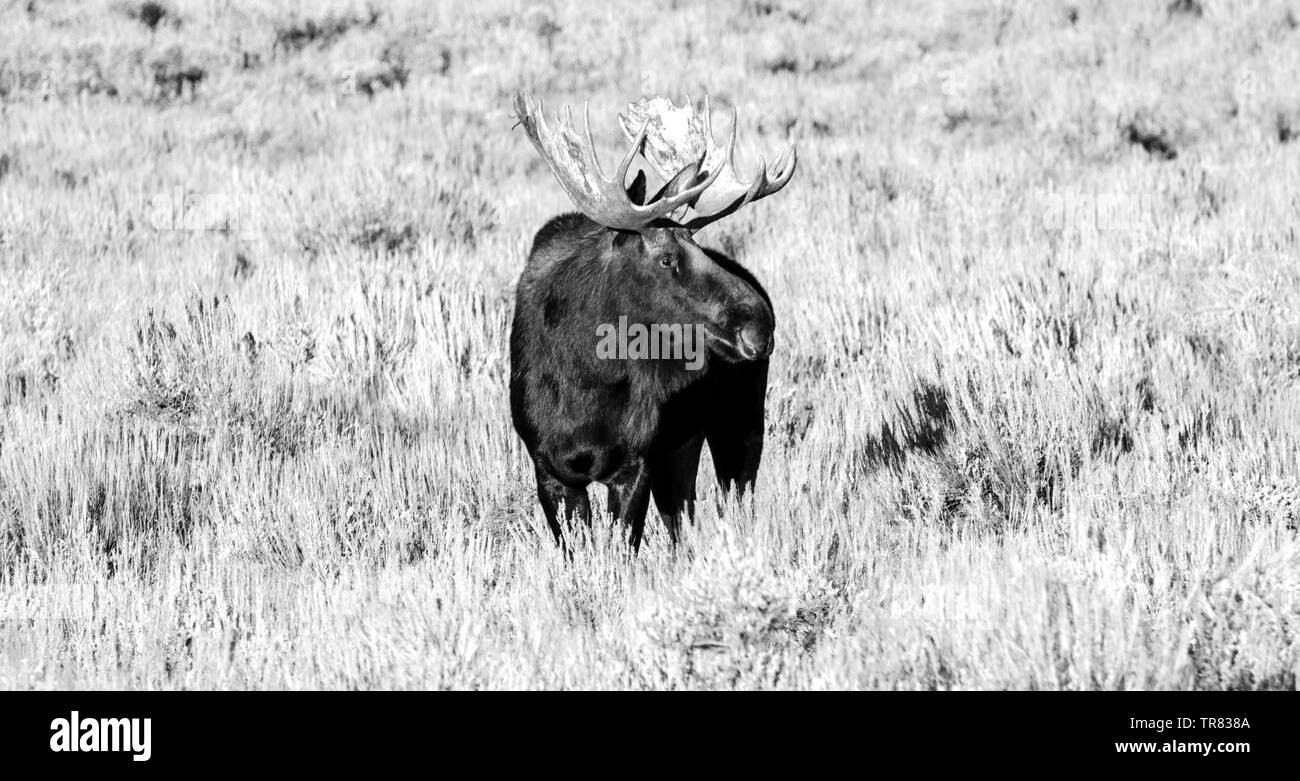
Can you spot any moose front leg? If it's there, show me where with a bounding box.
[604,458,653,551]
[534,465,592,546]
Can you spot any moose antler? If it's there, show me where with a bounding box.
[618,95,797,230]
[514,93,723,231]
[514,92,797,231]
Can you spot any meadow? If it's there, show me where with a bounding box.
[1,0,1298,689]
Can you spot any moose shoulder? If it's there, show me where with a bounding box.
[509,94,797,550]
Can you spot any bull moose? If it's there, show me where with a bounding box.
[510,93,797,549]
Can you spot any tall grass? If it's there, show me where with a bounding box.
[0,0,1297,688]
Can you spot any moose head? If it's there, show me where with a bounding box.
[513,93,797,365]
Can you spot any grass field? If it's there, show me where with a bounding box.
[1,0,1298,689]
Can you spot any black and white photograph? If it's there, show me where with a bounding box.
[0,0,1295,765]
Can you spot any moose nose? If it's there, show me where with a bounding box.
[735,322,772,360]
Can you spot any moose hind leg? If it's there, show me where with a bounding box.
[706,361,768,499]
[707,426,765,500]
[649,434,704,545]
[535,465,591,545]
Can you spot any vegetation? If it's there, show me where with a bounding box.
[1,0,1297,688]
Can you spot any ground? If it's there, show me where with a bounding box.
[0,0,1298,689]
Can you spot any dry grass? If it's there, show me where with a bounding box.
[1,0,1298,689]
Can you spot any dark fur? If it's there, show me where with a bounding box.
[510,213,774,549]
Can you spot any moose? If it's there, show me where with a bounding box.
[510,93,797,549]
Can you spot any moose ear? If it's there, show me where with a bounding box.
[625,169,648,206]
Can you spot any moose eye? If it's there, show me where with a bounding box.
[658,255,676,269]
